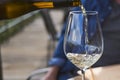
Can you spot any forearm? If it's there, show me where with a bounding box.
[48,66,60,77]
[43,66,60,80]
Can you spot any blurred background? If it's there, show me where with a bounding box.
[0,9,65,80]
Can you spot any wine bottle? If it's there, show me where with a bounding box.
[0,0,81,19]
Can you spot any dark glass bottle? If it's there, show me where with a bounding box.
[0,0,81,19]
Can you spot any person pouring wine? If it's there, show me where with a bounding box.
[43,0,120,80]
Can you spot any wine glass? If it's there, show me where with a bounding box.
[64,11,103,80]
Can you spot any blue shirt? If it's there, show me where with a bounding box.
[49,0,112,79]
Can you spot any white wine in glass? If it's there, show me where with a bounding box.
[64,11,104,80]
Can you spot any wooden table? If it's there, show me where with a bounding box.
[68,64,120,80]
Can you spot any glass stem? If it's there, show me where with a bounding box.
[81,69,85,80]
